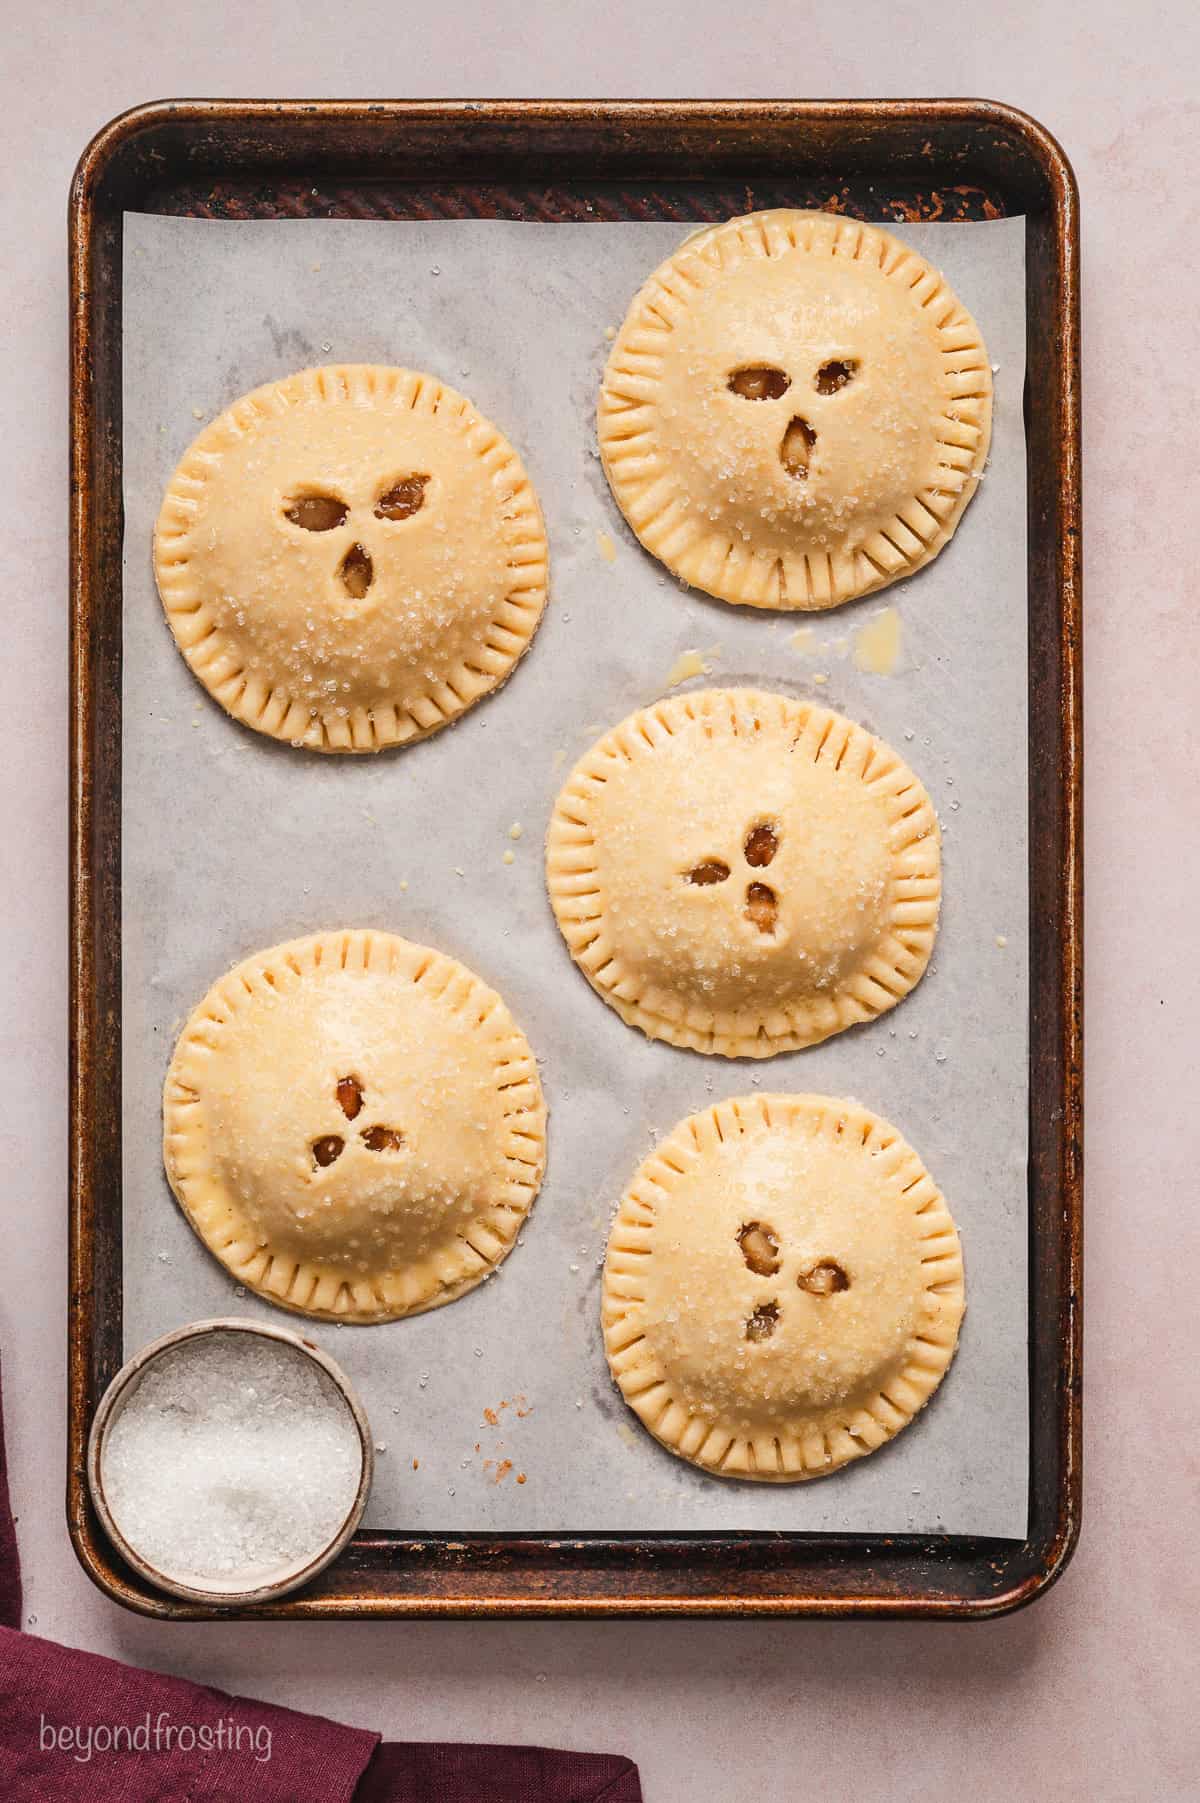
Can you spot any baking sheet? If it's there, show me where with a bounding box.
[121,211,1028,1538]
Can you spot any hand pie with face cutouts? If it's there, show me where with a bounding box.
[546,688,939,1058]
[603,1093,964,1480]
[154,365,548,751]
[162,930,546,1322]
[599,210,991,610]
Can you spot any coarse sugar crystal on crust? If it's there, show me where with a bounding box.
[154,365,548,751]
[546,687,940,1058]
[602,1093,965,1480]
[162,930,546,1322]
[599,210,991,610]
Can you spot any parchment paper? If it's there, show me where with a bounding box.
[121,212,1028,1538]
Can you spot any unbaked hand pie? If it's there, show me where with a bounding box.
[546,688,939,1057]
[154,365,548,751]
[163,930,546,1321]
[599,209,991,609]
[603,1093,964,1480]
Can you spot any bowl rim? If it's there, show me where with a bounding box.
[86,1315,375,1606]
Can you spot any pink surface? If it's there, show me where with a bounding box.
[1,7,1196,1799]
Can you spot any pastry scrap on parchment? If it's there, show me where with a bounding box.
[154,365,548,751]
[163,930,546,1322]
[546,688,940,1058]
[602,1093,965,1481]
[598,209,991,610]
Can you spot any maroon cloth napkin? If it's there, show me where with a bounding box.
[356,1742,643,1802]
[0,1353,642,1802]
[0,1355,21,1631]
[0,1626,379,1801]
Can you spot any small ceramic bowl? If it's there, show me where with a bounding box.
[87,1316,374,1606]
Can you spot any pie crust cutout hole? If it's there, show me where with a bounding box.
[687,858,731,887]
[728,366,791,401]
[815,358,857,395]
[284,492,348,531]
[335,1075,364,1120]
[798,1258,850,1296]
[745,1300,781,1342]
[375,475,429,521]
[737,1220,782,1276]
[745,881,779,934]
[743,823,779,868]
[311,1134,344,1169]
[339,542,374,598]
[361,1125,404,1153]
[780,416,815,480]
